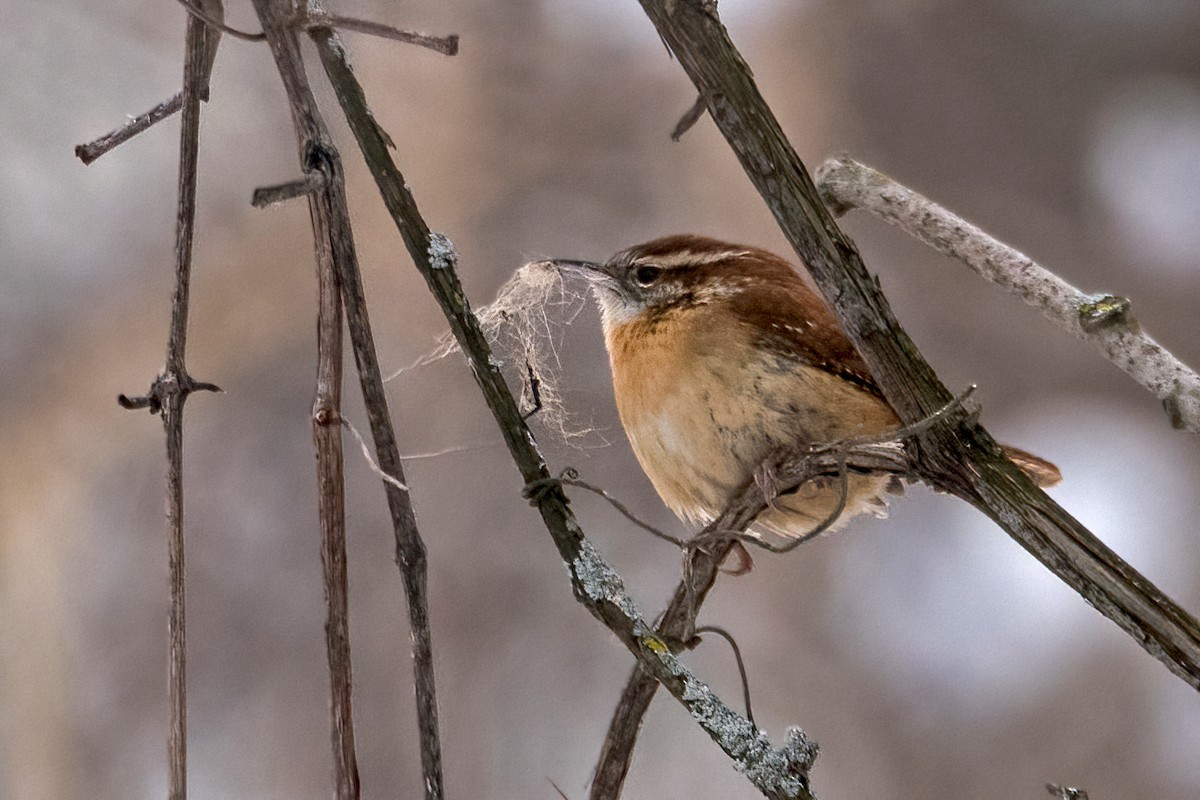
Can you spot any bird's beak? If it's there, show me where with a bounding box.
[544,259,618,285]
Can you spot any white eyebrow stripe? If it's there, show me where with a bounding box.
[634,249,753,269]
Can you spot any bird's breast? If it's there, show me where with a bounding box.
[605,308,897,526]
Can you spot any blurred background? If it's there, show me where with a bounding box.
[4,0,1200,798]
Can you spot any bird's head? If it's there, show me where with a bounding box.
[552,234,802,336]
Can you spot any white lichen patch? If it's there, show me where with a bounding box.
[427,231,456,269]
[570,539,641,620]
[680,672,811,797]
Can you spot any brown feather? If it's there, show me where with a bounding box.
[593,235,1060,540]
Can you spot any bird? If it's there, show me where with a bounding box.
[555,234,1060,547]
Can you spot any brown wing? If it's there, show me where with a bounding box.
[724,248,887,402]
[723,246,1063,488]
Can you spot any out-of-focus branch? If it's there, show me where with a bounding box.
[75,93,184,165]
[815,155,1200,433]
[112,10,220,799]
[637,0,1200,688]
[251,172,327,207]
[310,27,821,799]
[307,86,358,800]
[299,8,459,55]
[248,2,443,797]
[175,0,264,41]
[76,0,223,165]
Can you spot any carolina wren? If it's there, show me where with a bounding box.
[557,234,1059,544]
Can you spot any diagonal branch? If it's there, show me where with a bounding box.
[75,93,184,165]
[592,1,1200,796]
[76,0,224,165]
[248,2,443,797]
[814,155,1200,433]
[309,27,820,799]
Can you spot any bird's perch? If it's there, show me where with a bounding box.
[593,1,1200,797]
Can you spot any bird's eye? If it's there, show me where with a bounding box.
[633,265,664,287]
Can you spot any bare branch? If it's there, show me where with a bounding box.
[670,94,707,141]
[76,0,225,165]
[249,2,443,796]
[175,0,265,41]
[106,9,222,798]
[302,9,459,56]
[163,17,217,800]
[815,155,1200,433]
[311,28,819,799]
[75,93,183,165]
[307,73,358,798]
[692,626,756,726]
[251,172,328,208]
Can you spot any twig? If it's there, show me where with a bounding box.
[251,172,328,208]
[815,155,1200,433]
[76,1,225,166]
[307,76,358,799]
[692,626,755,726]
[110,10,220,799]
[175,0,265,41]
[523,468,686,547]
[311,28,817,799]
[249,2,443,797]
[302,9,459,56]
[164,17,214,800]
[671,94,707,141]
[75,93,184,165]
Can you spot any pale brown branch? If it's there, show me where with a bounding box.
[815,155,1200,433]
[75,93,183,165]
[249,2,443,796]
[302,10,459,55]
[251,172,328,207]
[109,10,220,799]
[308,76,358,800]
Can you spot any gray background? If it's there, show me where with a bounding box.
[4,1,1200,798]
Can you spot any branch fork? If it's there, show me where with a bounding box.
[76,3,457,166]
[118,371,221,414]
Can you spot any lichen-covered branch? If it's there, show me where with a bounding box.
[815,155,1200,433]
[636,0,1200,689]
[597,0,1200,796]
[310,27,818,799]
